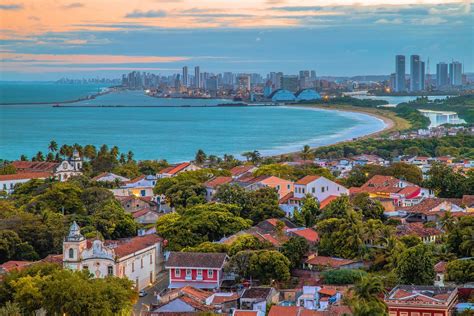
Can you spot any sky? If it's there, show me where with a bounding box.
[0,0,473,80]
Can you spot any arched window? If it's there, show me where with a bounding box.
[69,248,74,259]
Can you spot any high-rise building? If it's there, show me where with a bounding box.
[395,55,406,92]
[280,75,299,92]
[237,74,251,92]
[194,66,200,89]
[420,61,425,91]
[436,62,449,87]
[182,66,188,87]
[310,70,316,81]
[410,55,423,92]
[206,76,218,97]
[449,61,462,86]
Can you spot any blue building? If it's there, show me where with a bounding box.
[295,89,321,101]
[270,89,296,102]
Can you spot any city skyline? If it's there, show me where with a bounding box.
[0,0,473,80]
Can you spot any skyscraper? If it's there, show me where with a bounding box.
[449,61,462,86]
[395,55,406,92]
[182,66,188,87]
[410,55,423,92]
[420,61,425,91]
[436,62,449,87]
[194,66,200,89]
[280,75,299,92]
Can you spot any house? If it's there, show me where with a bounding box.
[235,175,294,200]
[462,195,474,212]
[384,285,458,316]
[351,154,386,166]
[296,286,342,311]
[287,228,320,245]
[434,261,447,287]
[204,176,233,201]
[157,162,200,178]
[0,172,53,194]
[11,149,82,181]
[92,172,130,183]
[396,223,444,243]
[400,198,467,223]
[304,255,363,271]
[149,286,216,314]
[113,175,160,201]
[207,292,240,314]
[165,252,228,289]
[116,195,158,213]
[132,209,161,225]
[230,165,257,179]
[240,287,279,313]
[62,222,163,290]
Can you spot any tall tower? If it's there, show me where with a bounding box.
[194,66,200,89]
[182,66,188,87]
[410,55,421,92]
[449,61,462,86]
[63,221,87,270]
[71,149,82,171]
[395,55,406,92]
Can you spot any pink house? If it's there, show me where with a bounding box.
[165,252,228,289]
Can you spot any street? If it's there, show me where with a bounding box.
[133,271,169,315]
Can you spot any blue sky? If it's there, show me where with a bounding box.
[0,1,472,80]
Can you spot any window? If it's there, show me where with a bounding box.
[140,190,146,196]
[186,269,192,279]
[276,185,280,191]
[197,269,202,279]
[69,248,74,259]
[83,265,88,270]
[312,187,315,193]
[150,254,153,264]
[287,184,290,190]
[141,258,144,268]
[208,269,214,278]
[337,187,340,191]
[132,262,135,272]
[2,184,6,190]
[107,266,113,276]
[175,269,181,277]
[321,187,325,193]
[302,188,305,193]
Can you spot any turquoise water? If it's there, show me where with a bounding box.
[0,89,386,162]
[0,81,110,104]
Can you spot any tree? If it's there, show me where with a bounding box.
[35,151,45,161]
[0,301,21,316]
[300,145,314,161]
[138,160,169,175]
[59,144,73,158]
[83,144,97,160]
[242,151,261,164]
[195,149,207,165]
[228,234,271,256]
[253,164,295,180]
[91,201,137,239]
[20,154,27,161]
[281,237,309,269]
[0,164,16,175]
[48,140,58,152]
[299,195,320,227]
[321,269,367,285]
[0,230,38,263]
[349,275,388,316]
[182,242,229,253]
[321,195,353,220]
[423,162,468,198]
[396,244,435,285]
[126,150,134,163]
[446,217,474,257]
[399,235,421,248]
[446,259,474,284]
[351,193,385,220]
[161,179,206,209]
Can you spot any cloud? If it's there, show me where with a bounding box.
[0,3,23,10]
[375,18,403,24]
[125,10,167,18]
[62,2,84,9]
[412,16,447,25]
[270,6,323,12]
[28,16,40,21]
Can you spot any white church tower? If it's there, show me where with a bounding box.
[63,221,87,270]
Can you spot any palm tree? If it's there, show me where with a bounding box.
[20,154,27,161]
[300,145,314,161]
[0,301,21,316]
[439,211,456,232]
[35,151,45,161]
[59,144,72,158]
[48,140,58,152]
[110,146,119,158]
[195,149,207,165]
[249,150,261,164]
[83,144,97,160]
[127,150,134,162]
[242,151,253,162]
[119,153,126,164]
[352,275,386,302]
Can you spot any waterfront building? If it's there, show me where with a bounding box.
[237,74,251,92]
[62,222,163,290]
[269,89,296,102]
[194,66,201,89]
[395,55,406,92]
[295,89,321,101]
[449,61,462,86]
[182,66,188,87]
[280,75,299,92]
[436,62,449,88]
[206,76,218,97]
[410,55,423,91]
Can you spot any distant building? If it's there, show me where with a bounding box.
[410,55,423,92]
[295,89,321,101]
[269,89,296,102]
[437,62,449,87]
[62,222,163,290]
[237,74,251,92]
[0,172,52,194]
[395,55,406,92]
[206,76,219,97]
[194,66,200,89]
[449,61,462,86]
[280,75,299,92]
[182,66,188,87]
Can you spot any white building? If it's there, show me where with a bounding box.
[0,172,52,194]
[63,222,164,290]
[294,175,348,201]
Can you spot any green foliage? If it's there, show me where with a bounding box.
[156,203,252,250]
[351,193,385,220]
[281,237,310,269]
[138,160,169,175]
[215,184,284,224]
[0,164,16,175]
[349,275,388,316]
[321,269,367,285]
[399,235,422,248]
[227,250,291,284]
[112,162,141,179]
[446,259,474,284]
[253,163,334,181]
[423,162,473,198]
[182,242,229,253]
[446,216,474,257]
[345,163,423,187]
[404,95,474,124]
[396,244,435,285]
[0,230,39,263]
[228,234,271,256]
[0,264,136,315]
[0,301,21,316]
[297,195,320,227]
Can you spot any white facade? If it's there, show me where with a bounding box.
[294,176,348,201]
[63,222,163,290]
[55,150,83,181]
[0,174,50,194]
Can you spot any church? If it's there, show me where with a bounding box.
[63,222,164,290]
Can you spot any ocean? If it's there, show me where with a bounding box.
[0,83,386,162]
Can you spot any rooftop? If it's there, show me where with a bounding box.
[166,252,227,269]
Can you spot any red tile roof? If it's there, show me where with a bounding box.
[11,161,59,172]
[159,162,191,175]
[290,228,319,243]
[234,311,259,316]
[269,306,300,316]
[396,222,443,238]
[112,234,162,258]
[230,165,255,176]
[319,195,338,209]
[179,286,212,301]
[402,198,448,214]
[0,260,33,272]
[295,175,320,185]
[319,287,337,296]
[462,195,474,207]
[305,255,357,268]
[434,261,447,273]
[131,209,158,219]
[279,192,294,204]
[204,176,233,188]
[0,172,52,181]
[210,293,240,304]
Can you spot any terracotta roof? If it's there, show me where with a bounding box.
[462,195,474,207]
[269,306,300,316]
[279,192,294,204]
[132,209,159,219]
[166,252,227,269]
[0,172,52,181]
[11,161,59,172]
[210,293,240,304]
[386,285,456,304]
[328,305,353,316]
[402,198,447,214]
[234,311,259,316]
[361,175,399,188]
[0,260,33,273]
[319,195,338,209]
[319,287,337,296]
[204,176,233,188]
[290,228,319,243]
[305,255,357,268]
[434,261,447,273]
[396,222,443,238]
[241,287,273,300]
[112,234,162,258]
[40,254,63,264]
[295,175,320,185]
[126,175,146,184]
[180,286,213,301]
[397,186,421,197]
[178,295,214,311]
[159,162,190,175]
[261,233,283,247]
[230,165,255,176]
